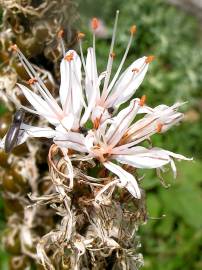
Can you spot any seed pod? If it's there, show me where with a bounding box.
[0,112,12,138]
[0,149,9,168]
[2,171,20,193]
[9,256,30,270]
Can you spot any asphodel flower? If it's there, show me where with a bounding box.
[55,97,191,199]
[0,44,85,147]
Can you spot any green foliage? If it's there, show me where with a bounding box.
[140,161,202,270]
[0,198,9,270]
[0,103,7,115]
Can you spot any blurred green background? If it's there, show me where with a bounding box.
[0,0,202,269]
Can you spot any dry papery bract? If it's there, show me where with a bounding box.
[32,144,146,269]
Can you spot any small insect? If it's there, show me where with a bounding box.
[5,109,25,153]
[79,127,89,136]
[108,107,114,114]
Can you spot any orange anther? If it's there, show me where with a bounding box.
[77,32,85,40]
[27,78,38,85]
[132,68,140,73]
[10,44,18,51]
[57,29,64,38]
[139,95,146,106]
[145,55,155,64]
[93,118,100,129]
[91,17,100,30]
[64,52,74,62]
[156,123,163,133]
[110,52,116,59]
[130,25,137,35]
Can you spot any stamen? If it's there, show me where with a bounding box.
[14,48,62,117]
[91,19,99,69]
[64,52,74,62]
[156,123,163,133]
[27,78,38,85]
[57,29,64,38]
[77,32,85,40]
[10,44,18,51]
[20,105,40,115]
[101,10,119,101]
[145,55,155,64]
[110,52,116,59]
[93,118,100,129]
[93,112,103,129]
[91,17,100,31]
[90,18,101,82]
[130,25,137,35]
[72,61,87,108]
[139,95,146,106]
[63,56,73,113]
[57,29,66,57]
[78,32,86,72]
[106,23,137,98]
[15,49,55,100]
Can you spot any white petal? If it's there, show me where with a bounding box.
[91,105,110,124]
[113,147,192,173]
[21,124,56,138]
[105,99,140,147]
[59,114,74,131]
[114,147,171,169]
[125,114,159,144]
[18,84,62,125]
[81,72,106,126]
[59,50,83,116]
[156,148,193,161]
[84,131,95,152]
[103,161,141,199]
[54,131,87,153]
[106,56,148,107]
[116,103,184,147]
[85,47,99,102]
[18,124,56,146]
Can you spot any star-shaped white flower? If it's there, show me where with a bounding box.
[55,98,191,199]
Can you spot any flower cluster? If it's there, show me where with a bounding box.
[0,12,191,200]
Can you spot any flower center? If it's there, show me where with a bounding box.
[92,144,112,163]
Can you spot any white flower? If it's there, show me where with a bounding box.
[56,98,191,199]
[79,12,155,128]
[12,45,83,132]
[0,45,86,149]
